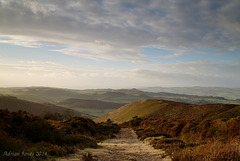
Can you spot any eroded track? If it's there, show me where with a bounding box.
[57,128,171,161]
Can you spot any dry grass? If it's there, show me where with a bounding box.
[127,115,240,161]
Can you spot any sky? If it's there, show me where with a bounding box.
[0,0,240,89]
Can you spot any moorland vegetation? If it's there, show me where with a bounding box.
[0,109,119,161]
[117,100,240,160]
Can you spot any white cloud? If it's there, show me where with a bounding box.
[51,45,147,62]
[22,0,48,15]
[19,60,59,66]
[164,53,190,59]
[0,35,42,48]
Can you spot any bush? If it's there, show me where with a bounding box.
[43,112,63,121]
[63,135,97,149]
[82,152,94,161]
[96,119,120,140]
[151,138,185,150]
[130,116,142,127]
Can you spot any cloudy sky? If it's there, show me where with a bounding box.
[0,0,240,89]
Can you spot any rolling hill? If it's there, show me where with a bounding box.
[1,87,239,105]
[0,96,86,117]
[57,98,125,117]
[0,87,150,103]
[140,86,240,100]
[1,87,240,118]
[94,99,240,123]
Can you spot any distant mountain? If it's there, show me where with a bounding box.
[95,99,239,123]
[139,86,240,100]
[0,96,89,117]
[57,98,125,117]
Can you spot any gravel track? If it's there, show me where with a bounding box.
[57,128,171,161]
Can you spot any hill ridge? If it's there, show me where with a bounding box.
[95,99,239,123]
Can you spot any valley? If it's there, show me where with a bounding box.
[1,86,240,119]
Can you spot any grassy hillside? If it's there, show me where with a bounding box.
[95,99,239,123]
[111,99,240,160]
[57,98,125,117]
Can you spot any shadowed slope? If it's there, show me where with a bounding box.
[0,96,80,116]
[57,98,125,117]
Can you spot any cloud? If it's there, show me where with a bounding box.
[119,61,240,87]
[1,59,240,88]
[0,35,42,48]
[22,0,48,15]
[19,60,59,66]
[0,0,240,62]
[164,53,190,59]
[156,60,240,76]
[52,46,147,62]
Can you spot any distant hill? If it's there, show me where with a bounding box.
[0,87,150,104]
[95,99,240,123]
[139,86,240,100]
[0,87,85,103]
[0,96,86,117]
[57,98,125,117]
[1,87,239,105]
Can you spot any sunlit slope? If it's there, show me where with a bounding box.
[95,99,239,123]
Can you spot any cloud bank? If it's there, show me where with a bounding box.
[1,0,240,61]
[1,0,240,88]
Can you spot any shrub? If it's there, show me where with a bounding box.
[0,109,120,160]
[43,112,63,121]
[151,138,185,150]
[130,116,142,127]
[63,135,97,149]
[82,152,94,161]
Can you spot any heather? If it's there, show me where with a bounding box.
[0,109,119,160]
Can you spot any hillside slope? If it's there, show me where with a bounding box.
[0,96,81,116]
[95,99,239,123]
[58,98,125,117]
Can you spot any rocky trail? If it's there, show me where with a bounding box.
[57,128,171,161]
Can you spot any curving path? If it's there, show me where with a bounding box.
[57,128,171,161]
